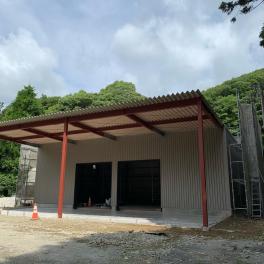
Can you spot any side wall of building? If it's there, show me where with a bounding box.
[35,127,231,213]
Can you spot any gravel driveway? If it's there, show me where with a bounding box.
[0,215,264,263]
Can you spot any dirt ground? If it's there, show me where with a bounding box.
[0,215,264,264]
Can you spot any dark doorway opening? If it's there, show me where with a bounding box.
[117,160,160,208]
[73,162,112,209]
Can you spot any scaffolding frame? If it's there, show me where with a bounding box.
[229,143,248,212]
[15,146,37,206]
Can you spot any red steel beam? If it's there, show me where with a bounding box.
[16,134,43,140]
[0,97,199,132]
[23,127,76,144]
[197,99,208,230]
[18,132,78,140]
[70,122,116,140]
[200,101,222,128]
[68,97,199,122]
[23,128,63,142]
[0,134,39,148]
[205,111,220,128]
[127,114,165,136]
[16,115,210,141]
[57,119,69,218]
[0,118,66,132]
[102,115,210,131]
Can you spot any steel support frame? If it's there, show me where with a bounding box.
[70,121,116,140]
[23,127,76,144]
[126,114,165,136]
[0,97,199,133]
[16,115,210,141]
[0,134,39,147]
[197,99,208,229]
[57,118,69,218]
[0,96,214,224]
[23,127,64,142]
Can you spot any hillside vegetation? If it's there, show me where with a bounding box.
[1,69,264,196]
[203,69,264,135]
[0,81,144,196]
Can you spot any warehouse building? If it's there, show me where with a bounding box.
[0,91,232,229]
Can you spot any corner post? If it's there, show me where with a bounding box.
[58,118,69,218]
[111,160,118,211]
[197,99,208,229]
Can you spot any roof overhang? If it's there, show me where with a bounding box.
[0,90,223,147]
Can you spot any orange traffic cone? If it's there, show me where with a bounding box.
[31,203,39,220]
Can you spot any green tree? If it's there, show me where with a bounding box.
[93,81,144,107]
[0,81,144,195]
[0,102,4,114]
[40,81,144,113]
[2,85,43,120]
[203,68,264,134]
[39,95,60,113]
[46,90,94,112]
[0,142,19,196]
[219,1,264,47]
[0,85,43,196]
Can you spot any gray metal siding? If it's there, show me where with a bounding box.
[35,128,231,211]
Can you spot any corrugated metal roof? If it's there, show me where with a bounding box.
[0,90,202,127]
[0,90,225,145]
[137,105,198,121]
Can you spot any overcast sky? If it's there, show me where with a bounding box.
[0,0,263,103]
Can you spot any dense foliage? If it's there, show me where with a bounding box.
[1,70,264,196]
[0,86,41,196]
[39,81,143,113]
[0,81,144,196]
[0,142,19,196]
[203,68,264,134]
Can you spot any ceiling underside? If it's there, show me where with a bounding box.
[0,105,216,145]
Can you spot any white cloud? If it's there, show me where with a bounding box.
[0,29,67,103]
[0,0,263,101]
[112,1,263,96]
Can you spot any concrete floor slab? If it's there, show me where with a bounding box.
[0,206,229,228]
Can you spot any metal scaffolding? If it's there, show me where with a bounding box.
[229,103,264,218]
[15,145,38,206]
[229,143,248,213]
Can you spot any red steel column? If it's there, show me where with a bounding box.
[58,118,69,218]
[197,99,208,229]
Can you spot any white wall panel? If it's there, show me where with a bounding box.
[35,127,231,212]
